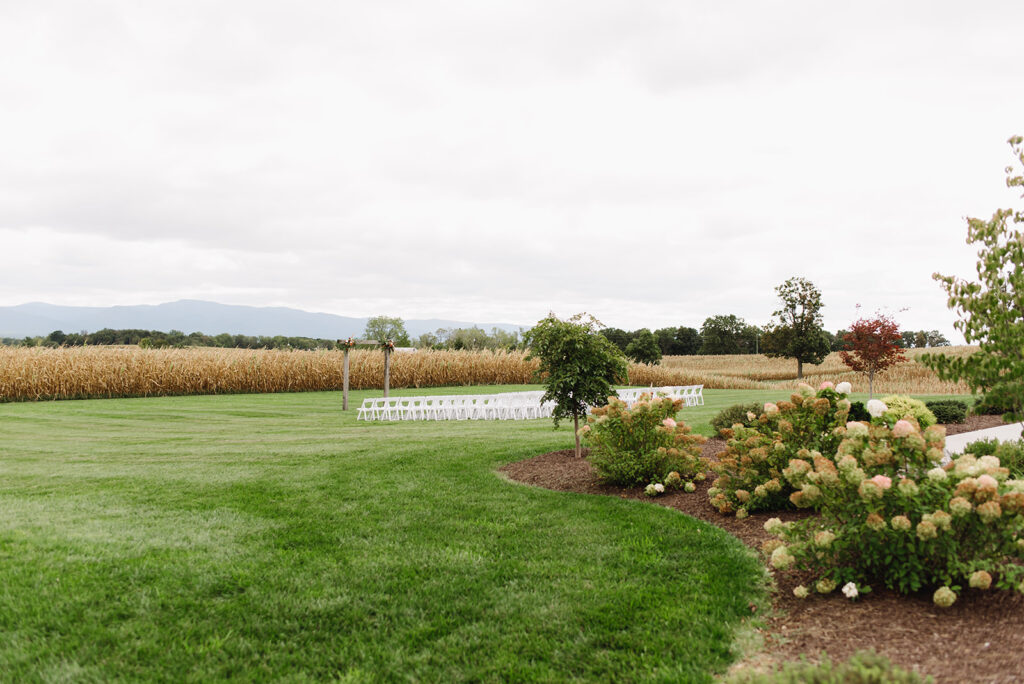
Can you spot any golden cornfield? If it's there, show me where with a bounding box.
[642,347,976,394]
[0,345,975,402]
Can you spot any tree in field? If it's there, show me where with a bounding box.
[600,327,632,353]
[674,326,702,355]
[625,328,662,365]
[839,310,906,399]
[922,135,1024,422]
[699,314,749,354]
[525,313,628,458]
[760,277,831,379]
[363,315,411,346]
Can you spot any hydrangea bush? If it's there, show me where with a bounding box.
[880,394,937,427]
[581,395,707,486]
[708,384,850,516]
[767,418,1024,606]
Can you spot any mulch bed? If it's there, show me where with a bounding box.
[499,414,1024,683]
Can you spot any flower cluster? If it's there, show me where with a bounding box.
[582,395,707,487]
[381,339,396,351]
[708,384,851,516]
[766,419,1024,607]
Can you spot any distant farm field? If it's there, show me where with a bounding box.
[0,345,974,402]
[649,347,976,395]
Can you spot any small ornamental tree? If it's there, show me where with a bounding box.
[761,277,831,378]
[839,310,906,399]
[922,135,1024,423]
[525,313,629,458]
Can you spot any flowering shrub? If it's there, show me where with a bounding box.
[708,384,850,515]
[766,418,1024,605]
[582,395,707,486]
[710,402,764,435]
[964,438,1024,478]
[880,394,937,427]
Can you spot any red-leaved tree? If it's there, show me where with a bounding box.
[839,311,907,398]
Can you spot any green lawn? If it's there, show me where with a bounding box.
[0,387,776,682]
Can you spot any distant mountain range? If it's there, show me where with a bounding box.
[0,300,528,340]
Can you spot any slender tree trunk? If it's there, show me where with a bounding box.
[869,370,874,400]
[573,412,581,458]
[342,348,350,410]
[383,348,391,398]
[797,359,803,379]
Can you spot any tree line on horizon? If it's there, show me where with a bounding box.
[599,317,950,366]
[2,317,949,357]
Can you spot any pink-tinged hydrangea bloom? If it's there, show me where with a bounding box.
[865,513,886,531]
[819,381,835,390]
[662,418,676,429]
[683,482,696,493]
[916,520,938,540]
[969,570,993,590]
[933,586,957,608]
[892,420,915,438]
[836,381,852,394]
[870,474,892,490]
[977,474,999,490]
[764,402,779,415]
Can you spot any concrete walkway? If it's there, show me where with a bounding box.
[943,422,1024,458]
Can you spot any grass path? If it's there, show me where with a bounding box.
[0,387,773,682]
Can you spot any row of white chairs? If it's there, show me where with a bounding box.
[355,385,703,422]
[616,385,704,407]
[356,392,556,422]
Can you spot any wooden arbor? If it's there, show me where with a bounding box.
[339,338,395,410]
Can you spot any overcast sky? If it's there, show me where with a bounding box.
[2,1,1022,340]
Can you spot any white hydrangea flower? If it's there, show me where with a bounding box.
[836,382,852,394]
[927,467,948,482]
[866,399,888,418]
[841,582,859,599]
[654,483,665,493]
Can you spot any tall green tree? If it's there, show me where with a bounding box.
[922,135,1024,422]
[699,315,751,355]
[599,327,632,353]
[363,316,411,346]
[525,313,628,458]
[674,326,702,355]
[761,277,830,378]
[625,328,662,365]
